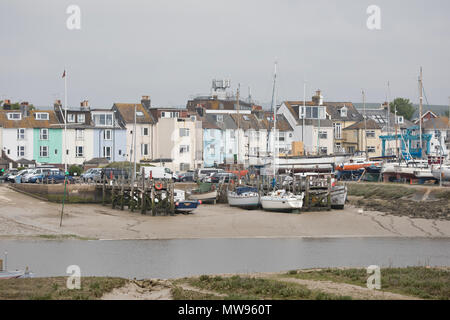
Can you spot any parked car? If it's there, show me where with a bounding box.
[22,167,58,183]
[177,171,195,182]
[28,171,74,184]
[7,169,33,183]
[80,168,102,182]
[208,172,238,184]
[196,168,224,182]
[100,168,130,181]
[141,166,176,181]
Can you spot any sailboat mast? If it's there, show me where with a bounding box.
[271,62,278,178]
[419,67,424,158]
[362,90,367,156]
[236,85,240,168]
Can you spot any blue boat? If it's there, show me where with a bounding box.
[174,189,200,214]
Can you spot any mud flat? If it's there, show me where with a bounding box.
[1,185,450,240]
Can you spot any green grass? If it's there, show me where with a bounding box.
[37,234,95,241]
[284,267,450,300]
[0,277,127,300]
[347,183,416,200]
[46,194,100,204]
[182,275,351,300]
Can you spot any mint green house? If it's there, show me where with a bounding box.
[33,127,63,164]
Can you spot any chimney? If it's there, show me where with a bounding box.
[80,100,90,111]
[20,102,30,117]
[141,95,151,110]
[2,99,11,110]
[312,89,324,106]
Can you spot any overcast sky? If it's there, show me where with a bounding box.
[1,0,449,108]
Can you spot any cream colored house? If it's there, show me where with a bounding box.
[343,119,383,157]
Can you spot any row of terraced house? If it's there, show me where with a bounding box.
[1,89,448,172]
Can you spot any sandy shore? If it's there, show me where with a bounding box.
[1,185,450,240]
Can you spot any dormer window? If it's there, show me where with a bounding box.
[136,111,144,117]
[216,115,223,122]
[77,114,85,123]
[67,114,75,123]
[397,116,404,124]
[35,112,49,120]
[7,113,21,120]
[340,107,348,118]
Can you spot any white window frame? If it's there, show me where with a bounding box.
[319,130,328,139]
[77,114,85,123]
[76,129,84,140]
[142,127,149,136]
[93,113,113,126]
[180,128,190,137]
[367,146,376,153]
[17,128,26,140]
[8,113,21,120]
[103,146,111,160]
[103,129,112,140]
[17,146,25,157]
[334,123,342,140]
[141,143,149,156]
[179,145,190,154]
[40,146,49,158]
[35,112,49,120]
[40,128,49,140]
[366,130,376,138]
[76,146,84,158]
[67,113,75,123]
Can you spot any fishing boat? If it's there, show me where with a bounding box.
[431,164,450,181]
[188,189,218,203]
[174,189,200,214]
[336,152,382,172]
[261,190,304,212]
[331,185,348,209]
[227,186,260,209]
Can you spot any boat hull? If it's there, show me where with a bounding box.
[175,201,199,213]
[431,167,450,181]
[227,193,260,209]
[188,190,218,202]
[261,196,303,212]
[331,186,347,209]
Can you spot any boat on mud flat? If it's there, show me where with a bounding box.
[227,186,260,209]
[331,185,348,209]
[431,164,450,181]
[261,190,304,212]
[0,256,33,279]
[174,189,200,214]
[187,183,218,203]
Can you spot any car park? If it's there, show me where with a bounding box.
[22,167,59,183]
[208,172,238,184]
[177,171,195,182]
[7,169,33,183]
[80,168,102,182]
[28,171,74,184]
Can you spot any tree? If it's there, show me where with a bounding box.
[390,98,415,120]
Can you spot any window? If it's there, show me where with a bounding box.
[40,146,49,158]
[209,145,215,155]
[333,123,342,139]
[180,145,190,153]
[230,130,236,139]
[190,115,197,121]
[7,113,21,120]
[67,114,75,123]
[180,128,190,137]
[17,128,25,140]
[76,146,84,157]
[76,129,84,140]
[77,114,85,123]
[319,147,328,155]
[397,116,404,124]
[340,107,348,118]
[103,129,112,140]
[142,127,149,136]
[161,111,179,118]
[141,143,149,156]
[40,128,48,140]
[103,146,111,160]
[278,132,285,141]
[216,115,223,122]
[367,146,376,153]
[35,113,49,120]
[136,111,144,117]
[17,146,25,157]
[180,163,190,171]
[366,130,376,138]
[319,131,328,139]
[93,114,113,126]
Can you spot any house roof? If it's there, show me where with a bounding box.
[282,101,362,123]
[422,116,450,130]
[364,107,414,130]
[228,113,293,132]
[0,110,60,129]
[113,103,156,125]
[84,157,109,165]
[344,119,381,130]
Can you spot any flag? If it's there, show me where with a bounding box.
[62,70,66,78]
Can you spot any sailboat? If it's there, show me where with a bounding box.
[260,62,304,212]
[227,186,260,209]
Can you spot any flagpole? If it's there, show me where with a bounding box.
[64,70,68,173]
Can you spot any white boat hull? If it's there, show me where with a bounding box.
[261,191,304,212]
[227,191,260,208]
[431,166,450,181]
[331,186,347,209]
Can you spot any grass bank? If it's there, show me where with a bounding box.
[284,267,450,300]
[0,277,126,300]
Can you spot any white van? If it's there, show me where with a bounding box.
[141,166,176,180]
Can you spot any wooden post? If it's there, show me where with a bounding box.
[327,176,332,211]
[102,176,106,206]
[305,176,310,211]
[120,175,125,210]
[151,180,155,216]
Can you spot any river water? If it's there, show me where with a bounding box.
[1,238,449,279]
